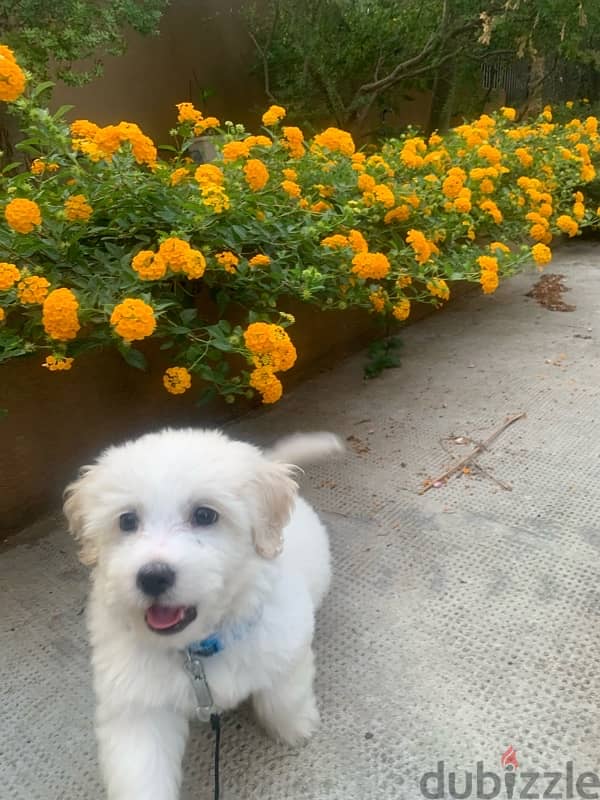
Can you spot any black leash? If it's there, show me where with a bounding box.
[210,713,221,800]
[183,647,223,798]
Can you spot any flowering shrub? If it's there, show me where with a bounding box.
[1,46,600,404]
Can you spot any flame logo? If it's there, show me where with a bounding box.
[501,745,519,770]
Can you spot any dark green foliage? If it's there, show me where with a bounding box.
[0,0,169,85]
[364,336,403,380]
[244,0,600,134]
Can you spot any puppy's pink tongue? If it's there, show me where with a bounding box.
[146,605,185,630]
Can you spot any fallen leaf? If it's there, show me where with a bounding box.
[526,273,576,312]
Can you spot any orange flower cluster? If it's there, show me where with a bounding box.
[65,195,93,222]
[283,126,304,158]
[194,163,230,212]
[244,322,297,404]
[176,102,220,135]
[0,45,26,101]
[426,278,450,301]
[5,199,41,233]
[42,288,80,341]
[163,366,192,395]
[262,105,286,126]
[477,255,499,294]
[215,251,239,274]
[17,276,50,304]
[131,239,206,280]
[400,137,426,168]
[244,159,269,191]
[351,252,391,280]
[249,254,271,267]
[110,298,156,341]
[43,355,74,371]
[313,127,355,156]
[0,262,20,290]
[30,158,59,175]
[392,298,411,321]
[71,119,157,167]
[406,229,439,265]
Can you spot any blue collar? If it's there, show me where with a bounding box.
[187,634,223,658]
[186,605,263,659]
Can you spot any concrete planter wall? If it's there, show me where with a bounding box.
[0,290,468,537]
[0,301,376,536]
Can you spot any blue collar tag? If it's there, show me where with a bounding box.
[188,635,223,659]
[186,605,264,660]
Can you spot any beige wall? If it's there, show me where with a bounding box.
[50,2,506,144]
[50,0,439,143]
[52,0,267,142]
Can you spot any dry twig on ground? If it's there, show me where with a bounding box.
[420,412,526,494]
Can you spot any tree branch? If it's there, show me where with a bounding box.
[309,64,346,126]
[246,1,280,103]
[358,29,440,95]
[527,52,559,93]
[370,46,465,96]
[357,24,486,96]
[356,0,507,100]
[344,44,464,134]
[467,48,517,62]
[248,31,276,102]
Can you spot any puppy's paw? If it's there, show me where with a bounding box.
[257,694,321,747]
[277,702,321,747]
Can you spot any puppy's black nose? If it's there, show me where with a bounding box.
[136,562,176,597]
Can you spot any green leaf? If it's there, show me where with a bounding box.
[2,162,21,175]
[210,339,233,352]
[30,81,55,99]
[196,386,217,406]
[180,308,198,324]
[117,345,147,371]
[168,325,194,334]
[52,104,74,120]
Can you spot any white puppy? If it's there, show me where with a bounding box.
[64,428,342,800]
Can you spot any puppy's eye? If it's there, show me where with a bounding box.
[119,511,139,532]
[192,506,219,527]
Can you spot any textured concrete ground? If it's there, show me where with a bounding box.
[2,241,600,800]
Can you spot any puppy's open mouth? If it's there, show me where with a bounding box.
[145,604,197,635]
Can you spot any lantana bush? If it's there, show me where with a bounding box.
[1,46,599,404]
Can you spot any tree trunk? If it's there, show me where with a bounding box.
[523,55,545,116]
[0,108,19,169]
[427,55,458,135]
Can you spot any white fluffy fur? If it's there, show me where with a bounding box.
[64,428,342,800]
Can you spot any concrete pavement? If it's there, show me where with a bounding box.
[2,241,600,799]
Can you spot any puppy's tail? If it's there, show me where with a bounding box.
[266,432,344,466]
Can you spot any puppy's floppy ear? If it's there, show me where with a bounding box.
[63,466,99,566]
[248,460,298,559]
